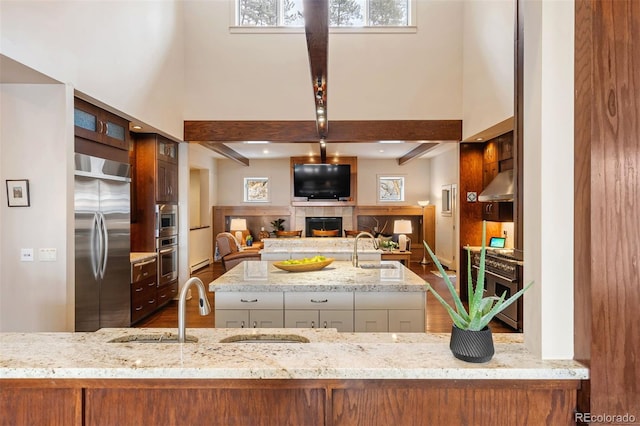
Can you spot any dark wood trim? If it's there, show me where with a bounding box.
[290,156,358,206]
[303,0,329,139]
[184,120,462,143]
[198,141,249,166]
[398,142,440,165]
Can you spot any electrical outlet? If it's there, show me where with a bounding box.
[39,248,57,262]
[20,248,34,262]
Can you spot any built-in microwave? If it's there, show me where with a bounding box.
[156,204,178,237]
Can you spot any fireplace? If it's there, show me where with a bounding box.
[305,217,342,237]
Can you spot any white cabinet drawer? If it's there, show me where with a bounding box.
[216,292,283,309]
[285,292,353,309]
[355,292,424,309]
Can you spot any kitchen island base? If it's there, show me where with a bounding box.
[2,378,582,426]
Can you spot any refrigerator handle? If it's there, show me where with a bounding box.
[91,212,100,280]
[99,212,109,279]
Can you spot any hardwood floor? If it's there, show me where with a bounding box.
[134,261,517,333]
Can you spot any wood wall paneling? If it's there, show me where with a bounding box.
[575,0,640,418]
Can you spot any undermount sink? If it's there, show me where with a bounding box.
[219,333,310,344]
[107,333,198,343]
[359,263,397,269]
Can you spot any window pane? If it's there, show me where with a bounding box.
[369,0,408,26]
[284,0,304,26]
[238,0,277,26]
[329,0,364,26]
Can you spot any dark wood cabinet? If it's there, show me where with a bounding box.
[130,257,158,324]
[157,281,178,308]
[74,98,129,151]
[482,201,513,222]
[131,133,179,252]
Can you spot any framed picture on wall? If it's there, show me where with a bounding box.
[244,177,269,202]
[6,179,30,207]
[378,176,404,202]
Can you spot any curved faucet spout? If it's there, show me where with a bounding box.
[353,231,378,267]
[178,277,212,343]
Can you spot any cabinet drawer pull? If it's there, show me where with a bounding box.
[241,321,245,328]
[252,321,257,328]
[148,299,155,304]
[148,281,157,287]
[134,259,156,267]
[311,320,315,328]
[323,321,328,328]
[310,299,328,303]
[134,305,143,311]
[240,299,258,303]
[134,287,144,292]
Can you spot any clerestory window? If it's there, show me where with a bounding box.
[236,0,412,27]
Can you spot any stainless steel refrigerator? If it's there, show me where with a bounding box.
[75,153,131,331]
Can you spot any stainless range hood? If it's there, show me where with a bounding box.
[478,169,514,202]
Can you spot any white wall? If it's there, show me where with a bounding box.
[183,0,463,120]
[0,84,74,332]
[462,0,514,139]
[429,146,458,267]
[215,157,431,207]
[523,0,574,359]
[0,1,185,139]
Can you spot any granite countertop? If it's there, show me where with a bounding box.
[130,252,157,263]
[262,237,380,253]
[209,260,427,292]
[0,328,588,381]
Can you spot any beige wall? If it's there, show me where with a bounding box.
[0,84,74,332]
[183,0,464,121]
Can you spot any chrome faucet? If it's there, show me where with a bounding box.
[178,277,211,343]
[352,231,378,267]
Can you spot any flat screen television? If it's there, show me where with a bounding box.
[293,163,351,199]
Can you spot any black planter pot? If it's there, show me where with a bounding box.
[449,325,495,363]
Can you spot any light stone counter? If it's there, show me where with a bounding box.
[0,328,588,380]
[209,260,427,292]
[260,237,381,261]
[130,252,157,263]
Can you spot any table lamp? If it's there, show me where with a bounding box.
[393,220,412,252]
[229,218,247,245]
[417,200,430,264]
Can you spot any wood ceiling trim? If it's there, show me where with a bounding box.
[303,0,329,139]
[198,141,249,166]
[398,142,441,165]
[184,120,462,143]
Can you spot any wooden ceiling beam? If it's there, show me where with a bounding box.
[198,141,249,166]
[303,0,329,139]
[184,120,462,143]
[398,142,441,165]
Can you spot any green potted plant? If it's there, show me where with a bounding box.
[270,218,285,235]
[423,221,533,363]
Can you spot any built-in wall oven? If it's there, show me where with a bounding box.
[157,234,178,286]
[156,204,178,237]
[471,250,522,330]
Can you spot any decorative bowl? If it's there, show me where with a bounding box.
[272,258,334,272]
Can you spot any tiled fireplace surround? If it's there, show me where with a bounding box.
[294,206,354,236]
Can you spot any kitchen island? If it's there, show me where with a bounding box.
[210,260,426,332]
[1,328,588,425]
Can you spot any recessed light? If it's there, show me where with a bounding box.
[379,140,403,144]
[476,137,483,141]
[132,125,142,130]
[244,141,269,144]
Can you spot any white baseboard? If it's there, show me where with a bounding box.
[190,259,211,274]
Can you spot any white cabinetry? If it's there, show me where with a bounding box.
[215,292,284,328]
[284,292,354,332]
[355,293,425,332]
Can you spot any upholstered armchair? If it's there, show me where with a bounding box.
[215,233,261,272]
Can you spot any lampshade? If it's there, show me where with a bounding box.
[229,218,247,231]
[417,200,430,207]
[393,220,412,234]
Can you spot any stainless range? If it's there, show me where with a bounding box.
[471,249,523,330]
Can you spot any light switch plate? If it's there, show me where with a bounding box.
[39,248,57,262]
[20,248,34,262]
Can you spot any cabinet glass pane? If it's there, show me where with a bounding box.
[74,108,97,132]
[106,121,126,141]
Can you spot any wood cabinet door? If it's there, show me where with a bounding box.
[249,310,284,328]
[285,310,319,328]
[156,160,178,203]
[74,98,129,150]
[354,310,388,332]
[389,309,425,332]
[215,309,250,328]
[319,310,354,332]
